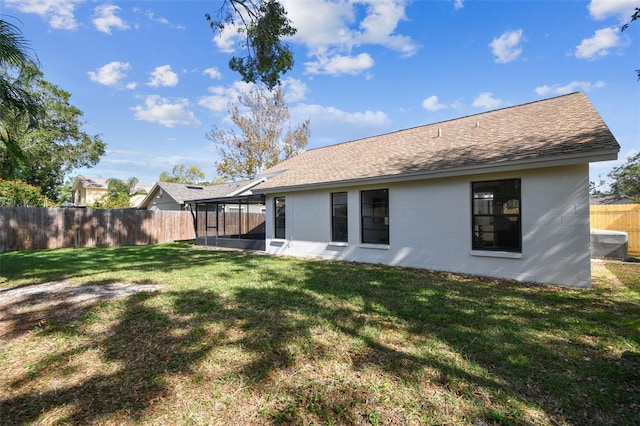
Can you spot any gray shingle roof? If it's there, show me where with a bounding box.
[590,195,634,205]
[255,93,619,192]
[154,181,255,204]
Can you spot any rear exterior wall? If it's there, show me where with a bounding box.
[264,164,591,288]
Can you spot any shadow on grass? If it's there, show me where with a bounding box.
[0,282,163,340]
[1,291,221,424]
[1,248,639,424]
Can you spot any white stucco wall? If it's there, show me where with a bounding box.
[265,164,591,288]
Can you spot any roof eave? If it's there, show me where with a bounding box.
[255,150,619,194]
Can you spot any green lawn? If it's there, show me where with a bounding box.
[1,243,639,425]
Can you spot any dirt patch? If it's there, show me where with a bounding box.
[0,281,163,341]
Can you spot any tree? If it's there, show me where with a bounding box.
[0,19,44,176]
[93,177,147,209]
[159,164,206,184]
[205,85,309,180]
[206,0,296,89]
[0,66,105,201]
[607,152,640,201]
[622,7,640,79]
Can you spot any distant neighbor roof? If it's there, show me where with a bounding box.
[72,176,152,192]
[72,176,109,190]
[590,194,634,205]
[139,180,261,208]
[254,92,620,192]
[159,181,250,203]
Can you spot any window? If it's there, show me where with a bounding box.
[361,189,389,245]
[274,196,286,239]
[331,192,348,242]
[472,179,521,252]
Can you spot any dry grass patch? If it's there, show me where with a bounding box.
[1,243,639,425]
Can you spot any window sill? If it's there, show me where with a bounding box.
[360,243,390,250]
[328,242,348,247]
[471,250,522,259]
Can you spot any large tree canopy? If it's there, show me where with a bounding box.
[206,85,309,180]
[206,0,296,89]
[0,67,105,201]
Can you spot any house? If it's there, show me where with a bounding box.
[71,176,152,208]
[139,180,263,211]
[71,176,109,207]
[190,93,620,288]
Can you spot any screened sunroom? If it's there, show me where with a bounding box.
[188,194,266,251]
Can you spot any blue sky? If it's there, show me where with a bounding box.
[2,0,639,186]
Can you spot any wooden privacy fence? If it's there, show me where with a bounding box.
[0,207,196,253]
[590,204,640,252]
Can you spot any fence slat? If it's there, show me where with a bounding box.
[590,204,640,252]
[0,207,196,253]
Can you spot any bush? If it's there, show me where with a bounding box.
[0,179,50,207]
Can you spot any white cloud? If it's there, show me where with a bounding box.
[293,104,390,128]
[212,22,239,53]
[280,0,354,51]
[146,11,169,25]
[133,95,201,127]
[489,29,524,63]
[305,53,375,76]
[203,67,222,80]
[575,27,622,60]
[199,88,234,113]
[198,81,254,112]
[198,79,307,113]
[472,92,503,109]
[210,0,419,76]
[144,10,186,29]
[282,78,309,103]
[588,0,637,21]
[353,0,419,57]
[87,61,131,86]
[454,0,464,10]
[535,80,606,96]
[93,4,129,34]
[3,0,83,30]
[147,65,179,87]
[285,0,418,56]
[292,103,391,146]
[421,95,448,112]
